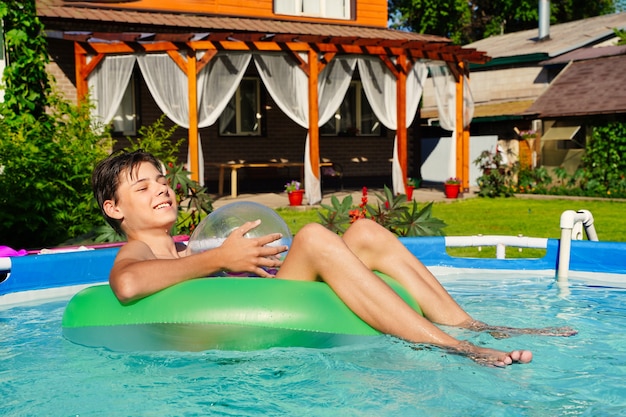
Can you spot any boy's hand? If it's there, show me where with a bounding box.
[216,220,288,277]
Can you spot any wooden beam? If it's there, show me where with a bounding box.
[396,53,408,188]
[187,51,200,183]
[79,53,105,84]
[454,61,469,191]
[282,48,310,76]
[308,49,320,181]
[166,50,189,73]
[196,49,217,73]
[74,43,89,103]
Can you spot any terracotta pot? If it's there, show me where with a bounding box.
[444,183,460,199]
[406,186,415,201]
[287,190,304,206]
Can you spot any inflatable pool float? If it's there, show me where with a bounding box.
[62,274,422,351]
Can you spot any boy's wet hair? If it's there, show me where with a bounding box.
[92,150,163,235]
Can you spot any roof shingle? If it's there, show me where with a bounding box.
[524,53,626,118]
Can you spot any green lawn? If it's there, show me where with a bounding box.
[277,196,626,258]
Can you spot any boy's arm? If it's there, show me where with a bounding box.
[110,221,287,303]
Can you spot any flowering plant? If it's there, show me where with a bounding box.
[284,180,302,193]
[407,177,420,187]
[445,177,461,185]
[518,130,537,140]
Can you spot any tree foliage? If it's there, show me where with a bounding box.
[579,122,626,197]
[389,0,617,44]
[0,1,112,248]
[0,0,51,121]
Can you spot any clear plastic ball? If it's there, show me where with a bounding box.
[188,201,292,256]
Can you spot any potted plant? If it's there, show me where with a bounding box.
[285,180,304,206]
[406,177,420,200]
[444,177,461,199]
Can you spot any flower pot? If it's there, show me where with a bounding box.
[444,183,460,199]
[406,186,415,201]
[287,190,304,206]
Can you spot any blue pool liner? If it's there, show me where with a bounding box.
[1,237,625,297]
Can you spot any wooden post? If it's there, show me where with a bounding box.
[74,44,89,103]
[308,49,320,179]
[454,61,469,191]
[187,51,200,183]
[396,53,408,187]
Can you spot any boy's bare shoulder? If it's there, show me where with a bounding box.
[114,240,157,263]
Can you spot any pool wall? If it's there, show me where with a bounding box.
[1,237,625,302]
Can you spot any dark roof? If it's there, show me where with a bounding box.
[540,45,626,65]
[36,0,488,63]
[524,53,626,118]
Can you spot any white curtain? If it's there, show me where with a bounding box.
[137,51,252,184]
[88,54,137,133]
[428,62,475,178]
[428,62,474,131]
[357,56,429,194]
[254,53,356,204]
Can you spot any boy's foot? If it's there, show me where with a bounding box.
[452,341,533,367]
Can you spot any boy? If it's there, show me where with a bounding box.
[93,150,576,367]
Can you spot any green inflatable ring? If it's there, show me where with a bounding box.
[62,273,422,351]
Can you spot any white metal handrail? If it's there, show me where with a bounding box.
[445,235,548,259]
[446,209,598,283]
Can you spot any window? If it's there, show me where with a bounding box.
[274,0,352,20]
[111,74,137,136]
[219,77,262,136]
[321,81,381,136]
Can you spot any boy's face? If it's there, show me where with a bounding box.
[103,161,178,235]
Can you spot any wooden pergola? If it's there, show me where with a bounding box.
[64,31,488,191]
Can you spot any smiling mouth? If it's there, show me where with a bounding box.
[154,202,172,210]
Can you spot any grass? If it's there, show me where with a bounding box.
[276,196,626,258]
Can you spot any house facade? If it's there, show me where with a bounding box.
[419,11,626,181]
[35,0,487,201]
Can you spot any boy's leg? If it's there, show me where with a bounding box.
[341,219,577,337]
[276,223,462,345]
[275,222,533,366]
[341,219,473,326]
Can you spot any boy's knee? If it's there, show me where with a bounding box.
[293,223,335,247]
[346,218,380,236]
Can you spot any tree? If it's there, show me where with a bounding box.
[389,0,617,44]
[0,0,112,248]
[0,0,51,122]
[388,0,471,44]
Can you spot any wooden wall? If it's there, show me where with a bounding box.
[88,0,388,27]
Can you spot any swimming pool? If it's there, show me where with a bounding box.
[1,237,625,416]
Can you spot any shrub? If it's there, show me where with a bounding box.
[0,91,112,248]
[317,186,447,237]
[473,149,516,197]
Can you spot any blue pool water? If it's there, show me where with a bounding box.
[2,271,625,416]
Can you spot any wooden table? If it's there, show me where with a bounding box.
[210,161,333,198]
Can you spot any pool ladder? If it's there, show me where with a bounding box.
[557,209,598,282]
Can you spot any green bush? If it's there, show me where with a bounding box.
[476,122,626,199]
[473,149,515,197]
[317,186,447,237]
[579,121,626,198]
[0,92,112,248]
